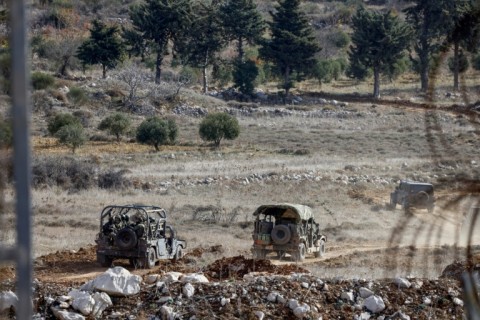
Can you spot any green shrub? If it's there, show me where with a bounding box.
[199,113,240,148]
[98,113,131,142]
[31,72,55,90]
[98,170,132,190]
[56,123,86,153]
[47,113,82,135]
[32,156,95,190]
[67,86,88,105]
[136,117,178,151]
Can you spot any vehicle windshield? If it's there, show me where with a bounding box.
[410,185,433,193]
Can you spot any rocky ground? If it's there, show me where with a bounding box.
[0,245,475,319]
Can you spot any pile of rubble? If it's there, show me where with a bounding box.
[0,255,467,319]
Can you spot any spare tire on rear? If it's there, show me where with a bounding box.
[116,227,138,250]
[271,225,291,245]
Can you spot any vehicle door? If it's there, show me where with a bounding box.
[398,183,407,203]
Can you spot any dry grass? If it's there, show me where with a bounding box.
[1,69,479,278]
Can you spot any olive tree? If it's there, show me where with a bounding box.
[56,124,87,154]
[199,113,240,148]
[98,113,131,142]
[47,113,82,136]
[136,117,178,151]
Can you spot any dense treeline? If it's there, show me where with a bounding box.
[4,0,480,99]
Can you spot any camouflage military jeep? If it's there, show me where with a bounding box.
[389,181,435,212]
[251,203,327,262]
[96,204,186,268]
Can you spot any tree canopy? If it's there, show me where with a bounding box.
[98,113,131,142]
[76,20,124,79]
[199,112,240,148]
[129,0,193,84]
[220,0,264,62]
[259,0,320,98]
[136,117,178,151]
[175,1,226,93]
[348,8,412,98]
[404,0,453,92]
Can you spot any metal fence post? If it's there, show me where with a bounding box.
[10,0,32,319]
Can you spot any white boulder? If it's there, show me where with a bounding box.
[69,290,94,316]
[144,274,159,285]
[394,277,411,289]
[180,273,209,283]
[0,291,17,312]
[183,283,195,298]
[221,298,230,306]
[363,295,385,313]
[91,292,112,318]
[288,299,299,310]
[341,291,354,302]
[81,267,142,296]
[160,305,177,320]
[453,297,464,307]
[267,292,278,302]
[293,304,310,319]
[359,287,374,299]
[162,272,184,283]
[254,310,265,320]
[51,307,85,320]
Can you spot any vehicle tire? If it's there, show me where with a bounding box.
[389,195,396,210]
[129,259,136,267]
[97,254,112,268]
[174,247,183,261]
[314,240,326,258]
[292,243,306,262]
[415,191,429,206]
[253,249,266,260]
[276,250,285,259]
[116,227,138,250]
[271,225,291,245]
[146,248,156,269]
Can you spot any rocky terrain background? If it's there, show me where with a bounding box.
[0,245,472,319]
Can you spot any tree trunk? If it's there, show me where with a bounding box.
[59,57,69,76]
[237,37,244,63]
[102,64,107,79]
[373,66,380,99]
[284,65,290,102]
[202,66,208,94]
[155,50,163,84]
[419,23,429,92]
[453,41,459,91]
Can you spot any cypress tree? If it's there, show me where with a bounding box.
[259,0,320,98]
[76,20,124,79]
[129,0,193,84]
[348,8,412,99]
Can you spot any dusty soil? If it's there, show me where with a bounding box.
[1,88,479,319]
[0,244,474,319]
